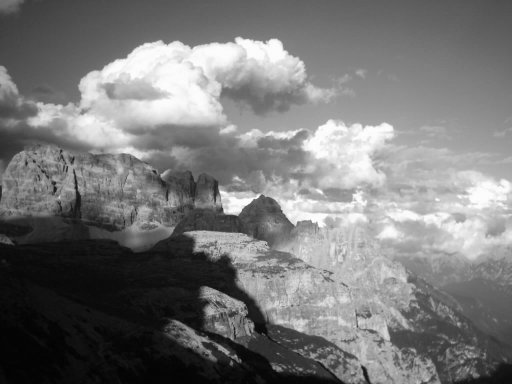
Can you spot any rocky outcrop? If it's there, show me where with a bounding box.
[238,195,294,247]
[172,209,243,236]
[0,145,222,230]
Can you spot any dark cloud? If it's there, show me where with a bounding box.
[221,87,319,115]
[0,100,38,119]
[103,79,169,101]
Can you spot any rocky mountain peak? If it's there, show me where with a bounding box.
[238,194,294,247]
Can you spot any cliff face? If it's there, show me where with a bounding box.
[284,220,511,383]
[238,195,294,247]
[0,145,222,230]
[0,236,367,384]
[153,230,440,384]
[172,209,243,236]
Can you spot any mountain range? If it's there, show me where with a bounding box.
[0,145,511,384]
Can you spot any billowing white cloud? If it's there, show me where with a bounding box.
[455,170,512,208]
[78,37,337,134]
[0,0,24,14]
[303,119,394,189]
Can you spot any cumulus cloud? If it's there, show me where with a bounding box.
[0,38,337,170]
[0,0,24,14]
[455,170,511,209]
[78,37,337,134]
[370,147,512,261]
[303,120,394,189]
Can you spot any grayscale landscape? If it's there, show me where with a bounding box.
[1,1,511,383]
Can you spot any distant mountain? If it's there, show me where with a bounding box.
[391,250,512,348]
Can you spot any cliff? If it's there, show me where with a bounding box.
[0,145,222,230]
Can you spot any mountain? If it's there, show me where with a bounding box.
[248,217,512,383]
[238,195,294,248]
[0,145,222,250]
[393,251,512,348]
[0,237,359,384]
[1,147,511,383]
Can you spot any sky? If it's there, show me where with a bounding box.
[1,0,512,261]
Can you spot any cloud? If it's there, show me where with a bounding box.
[0,37,336,168]
[2,41,512,262]
[0,0,24,14]
[303,120,394,189]
[455,170,511,209]
[355,69,367,79]
[78,37,337,134]
[0,66,38,119]
[419,125,452,141]
[369,146,512,260]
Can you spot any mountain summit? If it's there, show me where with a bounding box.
[238,195,294,247]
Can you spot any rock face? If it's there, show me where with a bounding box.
[154,231,439,384]
[238,194,511,383]
[239,195,294,247]
[172,209,244,236]
[194,173,223,210]
[0,236,365,384]
[0,145,222,230]
[284,220,511,383]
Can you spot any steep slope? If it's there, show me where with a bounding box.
[154,231,440,384]
[283,220,511,383]
[393,251,512,351]
[238,193,512,384]
[0,239,355,384]
[442,279,512,348]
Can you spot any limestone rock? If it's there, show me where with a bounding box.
[0,237,360,383]
[154,231,436,384]
[172,209,243,236]
[194,173,222,211]
[238,195,294,247]
[286,221,509,383]
[0,145,222,230]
